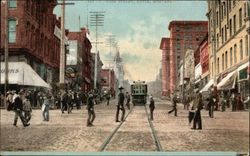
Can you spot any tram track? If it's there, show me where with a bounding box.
[97,105,163,152]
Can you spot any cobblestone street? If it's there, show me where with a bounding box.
[0,99,249,152]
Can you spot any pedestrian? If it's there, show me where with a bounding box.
[231,93,237,111]
[220,94,226,112]
[149,95,155,120]
[12,91,30,127]
[116,86,125,122]
[207,92,215,118]
[168,94,177,116]
[106,91,110,106]
[23,95,32,122]
[237,93,244,110]
[86,92,95,127]
[61,90,68,114]
[42,94,50,121]
[188,97,195,125]
[125,92,131,110]
[191,90,202,130]
[6,90,14,111]
[67,91,73,114]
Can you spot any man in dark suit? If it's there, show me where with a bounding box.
[116,86,125,122]
[13,91,30,127]
[86,92,95,127]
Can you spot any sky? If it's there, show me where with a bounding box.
[54,1,208,82]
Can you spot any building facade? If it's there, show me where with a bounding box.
[207,1,249,98]
[67,28,92,93]
[168,21,208,94]
[1,0,61,86]
[160,38,171,97]
[91,52,103,91]
[101,69,115,95]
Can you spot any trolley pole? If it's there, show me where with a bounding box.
[4,0,9,109]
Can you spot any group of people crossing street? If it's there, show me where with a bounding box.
[4,85,248,130]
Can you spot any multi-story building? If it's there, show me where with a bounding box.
[0,0,61,85]
[101,69,115,96]
[91,52,103,91]
[207,1,249,98]
[167,21,208,94]
[160,38,171,97]
[67,28,92,93]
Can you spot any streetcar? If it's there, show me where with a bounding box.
[131,81,147,105]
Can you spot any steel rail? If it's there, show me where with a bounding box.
[97,105,134,152]
[144,105,163,151]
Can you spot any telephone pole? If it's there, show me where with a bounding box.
[90,11,105,89]
[4,0,9,108]
[58,0,74,90]
[105,35,116,90]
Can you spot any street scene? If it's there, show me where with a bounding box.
[0,0,249,155]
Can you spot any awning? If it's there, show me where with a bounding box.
[1,62,51,88]
[237,62,249,71]
[217,71,237,90]
[200,79,213,93]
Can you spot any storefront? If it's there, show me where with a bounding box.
[238,62,249,100]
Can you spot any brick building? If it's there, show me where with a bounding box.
[167,21,208,94]
[67,28,92,93]
[101,69,115,95]
[0,0,61,85]
[159,38,170,97]
[195,34,209,88]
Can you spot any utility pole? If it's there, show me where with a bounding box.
[105,35,116,90]
[212,1,218,110]
[90,11,105,89]
[58,0,74,90]
[4,0,9,109]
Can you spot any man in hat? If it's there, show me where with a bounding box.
[116,86,125,122]
[191,89,203,130]
[168,93,178,116]
[149,95,155,120]
[12,91,30,127]
[86,92,95,127]
[125,92,131,110]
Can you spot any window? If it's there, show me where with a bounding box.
[176,34,181,41]
[234,44,237,64]
[224,25,227,41]
[9,0,17,8]
[230,47,233,66]
[216,11,219,27]
[176,26,180,32]
[196,35,199,41]
[176,43,181,50]
[222,54,225,71]
[185,44,188,49]
[233,15,236,34]
[246,35,249,56]
[189,44,192,49]
[225,51,228,69]
[239,8,242,28]
[8,19,16,43]
[244,3,247,17]
[233,0,236,6]
[217,33,219,48]
[240,39,243,60]
[222,28,224,44]
[229,1,231,12]
[184,35,189,41]
[189,35,193,41]
[217,57,220,74]
[229,19,232,37]
[176,53,181,59]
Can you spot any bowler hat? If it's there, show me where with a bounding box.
[118,86,124,90]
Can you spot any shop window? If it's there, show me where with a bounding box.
[8,18,16,43]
